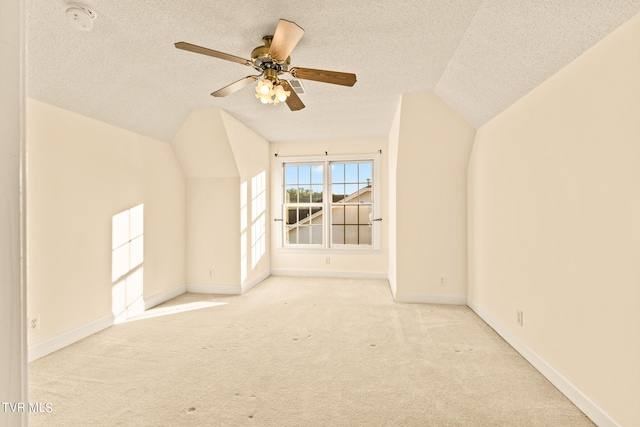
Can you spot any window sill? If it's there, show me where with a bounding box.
[276,247,381,255]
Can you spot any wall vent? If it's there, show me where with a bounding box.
[288,79,306,95]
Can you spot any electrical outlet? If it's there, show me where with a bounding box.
[439,277,446,286]
[209,268,214,278]
[29,316,40,331]
[325,257,330,265]
[516,309,524,326]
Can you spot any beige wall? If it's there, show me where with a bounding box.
[173,109,270,289]
[26,99,186,343]
[468,13,640,426]
[173,109,239,288]
[186,177,240,286]
[222,111,271,288]
[0,0,27,424]
[394,92,475,303]
[387,103,401,296]
[270,138,388,277]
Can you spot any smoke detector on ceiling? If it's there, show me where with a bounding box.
[65,3,97,32]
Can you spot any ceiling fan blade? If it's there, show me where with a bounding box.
[280,80,305,111]
[211,75,260,97]
[290,67,356,86]
[175,41,252,66]
[268,19,305,62]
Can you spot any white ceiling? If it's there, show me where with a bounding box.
[26,1,640,143]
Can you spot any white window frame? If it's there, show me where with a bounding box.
[276,153,380,252]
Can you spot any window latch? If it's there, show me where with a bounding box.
[372,218,383,222]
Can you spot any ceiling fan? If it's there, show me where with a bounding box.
[175,19,357,111]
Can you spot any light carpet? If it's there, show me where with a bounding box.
[29,276,594,426]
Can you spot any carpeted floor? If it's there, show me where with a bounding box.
[29,276,594,426]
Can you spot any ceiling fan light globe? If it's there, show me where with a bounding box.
[256,79,273,96]
[272,84,289,102]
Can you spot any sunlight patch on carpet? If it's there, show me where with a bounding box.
[125,301,227,322]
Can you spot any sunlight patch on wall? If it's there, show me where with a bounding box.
[240,181,248,283]
[251,171,266,269]
[112,204,144,323]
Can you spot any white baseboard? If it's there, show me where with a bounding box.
[28,281,256,363]
[394,291,467,305]
[28,313,114,362]
[387,275,397,299]
[467,299,621,427]
[176,273,271,296]
[241,271,270,294]
[145,284,187,310]
[186,283,242,295]
[270,269,388,280]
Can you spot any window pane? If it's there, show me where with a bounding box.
[331,163,344,184]
[286,227,297,244]
[359,162,372,185]
[286,207,298,225]
[311,225,323,244]
[299,165,311,184]
[345,163,358,183]
[285,186,298,203]
[311,165,323,184]
[332,205,344,224]
[345,205,358,224]
[332,184,346,203]
[359,225,372,245]
[345,184,359,201]
[311,185,323,203]
[299,185,311,203]
[358,184,372,202]
[310,207,323,225]
[359,205,371,224]
[344,225,358,244]
[299,207,311,224]
[285,165,298,185]
[297,226,311,244]
[332,225,344,245]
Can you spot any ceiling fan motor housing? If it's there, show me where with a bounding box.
[251,36,290,71]
[263,68,278,83]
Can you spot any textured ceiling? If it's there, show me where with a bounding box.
[26,1,640,143]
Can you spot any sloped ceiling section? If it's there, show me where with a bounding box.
[436,1,640,126]
[26,1,640,143]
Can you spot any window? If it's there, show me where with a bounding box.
[284,163,324,245]
[280,154,379,250]
[330,161,373,246]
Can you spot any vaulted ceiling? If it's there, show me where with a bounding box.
[26,1,640,143]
